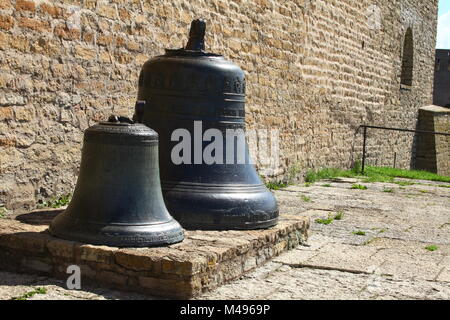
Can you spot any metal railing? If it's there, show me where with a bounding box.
[359,125,450,174]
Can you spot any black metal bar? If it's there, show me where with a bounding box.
[359,125,450,136]
[362,126,367,174]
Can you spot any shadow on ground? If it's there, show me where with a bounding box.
[13,209,63,226]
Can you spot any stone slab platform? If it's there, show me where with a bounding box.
[0,209,309,299]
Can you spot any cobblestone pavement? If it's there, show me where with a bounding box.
[1,177,449,300]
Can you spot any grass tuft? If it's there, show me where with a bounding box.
[394,181,415,187]
[11,287,47,300]
[334,211,345,220]
[315,211,345,225]
[265,181,288,191]
[353,230,367,236]
[300,195,311,202]
[351,184,368,190]
[315,217,334,225]
[425,245,439,252]
[37,194,71,209]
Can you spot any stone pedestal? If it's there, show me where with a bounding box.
[415,105,450,176]
[0,209,309,299]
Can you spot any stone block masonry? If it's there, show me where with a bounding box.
[0,0,439,211]
[415,105,450,176]
[0,210,309,299]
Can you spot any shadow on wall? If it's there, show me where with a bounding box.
[410,118,419,171]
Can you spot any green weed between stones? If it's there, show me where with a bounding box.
[300,195,311,202]
[11,287,47,300]
[334,211,345,220]
[425,245,439,252]
[315,217,334,225]
[353,230,366,236]
[383,188,394,193]
[315,211,345,225]
[322,184,332,187]
[394,181,415,186]
[37,194,71,209]
[351,184,368,190]
[265,181,289,191]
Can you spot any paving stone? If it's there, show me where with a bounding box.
[436,256,450,283]
[296,243,383,274]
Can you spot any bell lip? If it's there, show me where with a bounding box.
[162,183,279,231]
[49,213,185,248]
[177,217,279,231]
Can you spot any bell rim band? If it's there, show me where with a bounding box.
[173,217,279,231]
[162,181,269,193]
[49,213,184,248]
[50,213,183,227]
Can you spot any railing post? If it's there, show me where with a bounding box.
[362,126,367,175]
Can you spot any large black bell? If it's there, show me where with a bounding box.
[136,19,279,230]
[49,115,184,247]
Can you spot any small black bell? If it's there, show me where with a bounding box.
[49,114,184,247]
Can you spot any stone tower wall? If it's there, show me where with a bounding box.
[0,0,439,211]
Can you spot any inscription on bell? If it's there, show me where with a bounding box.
[142,71,245,95]
[224,77,246,95]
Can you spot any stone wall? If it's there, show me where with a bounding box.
[416,105,450,176]
[0,0,439,211]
